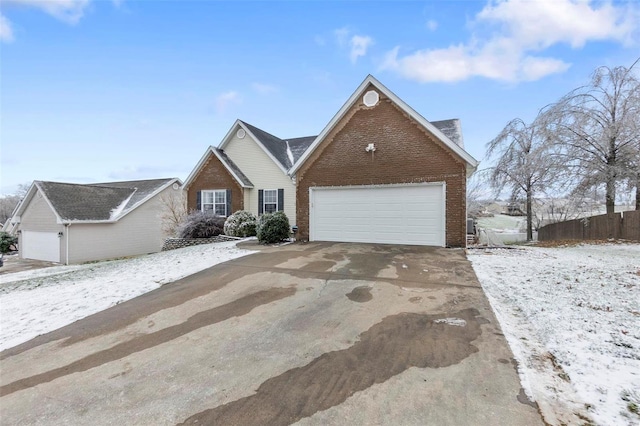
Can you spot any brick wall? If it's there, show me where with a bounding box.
[295,85,468,247]
[186,152,244,213]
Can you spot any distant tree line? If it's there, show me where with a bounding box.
[0,183,30,226]
[485,58,640,240]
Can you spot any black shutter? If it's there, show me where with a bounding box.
[258,190,264,215]
[226,189,232,216]
[196,191,202,211]
[277,189,284,212]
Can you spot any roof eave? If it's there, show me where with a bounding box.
[289,74,479,175]
[210,148,253,188]
[222,121,289,175]
[114,178,183,221]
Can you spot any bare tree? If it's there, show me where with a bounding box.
[159,189,187,237]
[543,60,640,220]
[486,117,563,241]
[466,169,492,218]
[0,182,32,226]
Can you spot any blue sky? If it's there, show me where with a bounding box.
[1,0,639,195]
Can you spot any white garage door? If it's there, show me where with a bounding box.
[310,183,445,246]
[22,231,60,262]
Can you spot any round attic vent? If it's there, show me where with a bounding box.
[363,90,379,107]
[236,129,246,139]
[172,183,180,190]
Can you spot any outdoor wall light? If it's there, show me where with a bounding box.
[58,232,64,237]
[365,143,376,152]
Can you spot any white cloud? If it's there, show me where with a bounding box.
[349,35,373,64]
[0,14,14,43]
[1,0,123,42]
[381,0,639,83]
[252,83,278,95]
[215,91,241,113]
[3,0,91,24]
[426,19,438,32]
[333,27,374,63]
[333,27,349,47]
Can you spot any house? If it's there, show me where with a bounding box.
[185,75,478,247]
[182,120,315,224]
[8,178,181,264]
[290,75,478,247]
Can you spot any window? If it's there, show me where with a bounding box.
[263,189,277,214]
[202,190,227,216]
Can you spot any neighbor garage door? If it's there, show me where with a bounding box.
[22,231,60,262]
[310,183,445,246]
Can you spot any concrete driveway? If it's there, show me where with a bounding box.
[0,242,543,425]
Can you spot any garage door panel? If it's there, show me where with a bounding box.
[22,231,60,262]
[311,184,445,246]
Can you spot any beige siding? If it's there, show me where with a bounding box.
[224,133,297,225]
[67,186,175,264]
[18,192,61,232]
[17,191,64,262]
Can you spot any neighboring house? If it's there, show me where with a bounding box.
[183,120,315,224]
[8,178,181,264]
[185,74,478,247]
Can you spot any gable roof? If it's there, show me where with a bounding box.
[217,119,316,173]
[289,75,479,176]
[14,178,179,223]
[182,145,254,189]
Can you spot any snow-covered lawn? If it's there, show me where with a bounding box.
[469,243,640,426]
[0,241,255,352]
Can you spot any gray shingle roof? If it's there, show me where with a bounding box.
[215,148,253,187]
[240,121,292,170]
[37,178,175,221]
[431,119,464,148]
[285,136,316,163]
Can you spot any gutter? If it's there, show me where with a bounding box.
[65,223,70,265]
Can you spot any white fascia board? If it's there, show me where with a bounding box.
[183,146,216,189]
[29,182,65,225]
[221,120,289,175]
[210,149,253,189]
[116,178,184,222]
[289,75,479,175]
[184,142,253,191]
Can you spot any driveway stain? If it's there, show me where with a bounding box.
[345,286,372,303]
[177,308,484,426]
[304,260,337,272]
[1,265,262,360]
[517,388,539,409]
[335,253,392,277]
[0,287,296,397]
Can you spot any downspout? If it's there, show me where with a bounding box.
[65,223,70,265]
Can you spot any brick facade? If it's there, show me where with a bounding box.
[295,85,467,247]
[186,152,244,214]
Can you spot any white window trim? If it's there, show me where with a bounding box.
[263,189,278,214]
[202,189,227,216]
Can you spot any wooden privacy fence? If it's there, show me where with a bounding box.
[538,210,640,242]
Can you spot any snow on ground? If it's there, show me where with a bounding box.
[0,241,255,351]
[469,244,640,426]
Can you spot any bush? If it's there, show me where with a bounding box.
[224,210,258,237]
[0,232,17,254]
[257,211,290,244]
[177,211,226,238]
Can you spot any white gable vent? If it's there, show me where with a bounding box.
[236,129,246,139]
[363,90,379,107]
